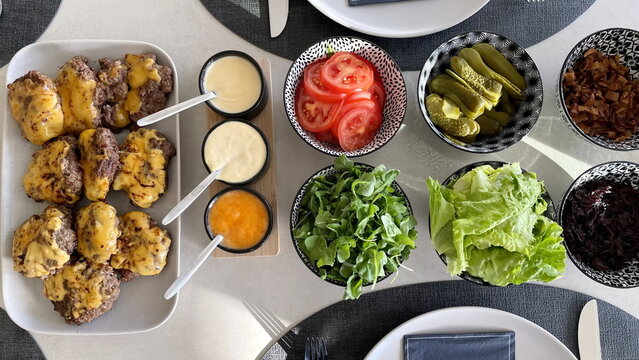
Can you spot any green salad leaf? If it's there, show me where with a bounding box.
[426,163,566,286]
[295,155,418,300]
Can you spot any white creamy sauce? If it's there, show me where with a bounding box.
[203,121,267,183]
[203,56,261,114]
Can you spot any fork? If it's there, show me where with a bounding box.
[304,337,328,360]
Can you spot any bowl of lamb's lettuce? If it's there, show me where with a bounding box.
[291,156,418,300]
[426,161,566,286]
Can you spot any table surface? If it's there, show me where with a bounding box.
[0,1,637,359]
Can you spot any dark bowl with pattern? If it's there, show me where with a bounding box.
[290,163,413,288]
[432,161,557,286]
[558,161,639,288]
[556,28,639,151]
[418,31,543,153]
[284,36,407,157]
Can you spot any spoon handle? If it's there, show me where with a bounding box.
[137,91,216,127]
[162,168,222,226]
[164,234,224,300]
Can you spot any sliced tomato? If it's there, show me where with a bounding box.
[295,87,342,133]
[336,106,382,151]
[352,53,382,82]
[303,59,347,103]
[315,130,339,144]
[321,52,374,94]
[369,79,386,108]
[330,98,379,138]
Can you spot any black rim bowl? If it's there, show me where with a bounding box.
[200,118,270,186]
[283,35,407,158]
[198,50,268,120]
[557,161,639,288]
[204,186,273,254]
[289,162,414,288]
[418,31,543,154]
[431,160,556,287]
[556,27,639,151]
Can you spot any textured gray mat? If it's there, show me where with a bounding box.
[0,0,62,67]
[1,308,45,360]
[200,0,596,71]
[260,281,639,359]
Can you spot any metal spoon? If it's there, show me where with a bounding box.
[137,91,216,127]
[162,167,222,226]
[164,234,223,300]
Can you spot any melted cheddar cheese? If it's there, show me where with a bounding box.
[7,74,64,145]
[114,100,131,128]
[56,61,99,134]
[112,129,168,208]
[12,206,70,278]
[23,139,81,204]
[111,212,171,276]
[76,202,120,264]
[78,129,110,201]
[124,54,161,115]
[43,261,108,319]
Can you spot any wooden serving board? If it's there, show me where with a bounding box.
[207,58,279,258]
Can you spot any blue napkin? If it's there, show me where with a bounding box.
[348,0,407,6]
[404,332,515,360]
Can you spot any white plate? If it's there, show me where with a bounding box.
[365,307,577,359]
[307,0,490,38]
[1,40,181,335]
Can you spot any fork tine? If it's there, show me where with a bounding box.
[304,338,312,360]
[320,338,328,359]
[312,337,319,360]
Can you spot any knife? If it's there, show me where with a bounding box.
[578,300,602,360]
[268,0,288,38]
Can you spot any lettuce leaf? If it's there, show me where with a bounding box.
[426,163,566,286]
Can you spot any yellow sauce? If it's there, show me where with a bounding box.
[23,139,80,204]
[208,190,269,250]
[203,56,262,114]
[76,202,120,264]
[43,260,108,319]
[203,121,267,183]
[7,74,64,145]
[12,206,70,278]
[79,129,111,201]
[110,211,171,276]
[56,61,99,134]
[113,129,168,208]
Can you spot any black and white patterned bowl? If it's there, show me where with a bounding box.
[556,28,639,151]
[418,31,543,153]
[290,163,414,288]
[284,36,407,157]
[558,161,639,288]
[431,161,557,286]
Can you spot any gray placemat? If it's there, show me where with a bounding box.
[1,308,45,360]
[0,0,62,67]
[200,0,596,71]
[260,281,639,360]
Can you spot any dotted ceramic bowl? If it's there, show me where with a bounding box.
[556,28,639,151]
[284,36,407,157]
[558,161,639,288]
[433,161,556,286]
[418,31,543,153]
[290,163,413,288]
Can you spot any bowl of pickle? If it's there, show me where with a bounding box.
[417,31,543,153]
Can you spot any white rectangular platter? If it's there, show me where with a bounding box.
[1,40,181,335]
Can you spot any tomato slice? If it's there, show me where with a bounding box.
[369,80,386,108]
[320,52,375,94]
[336,106,381,151]
[315,130,339,144]
[303,59,347,103]
[295,87,343,133]
[352,53,382,82]
[330,97,379,138]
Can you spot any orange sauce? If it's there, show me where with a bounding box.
[208,190,269,250]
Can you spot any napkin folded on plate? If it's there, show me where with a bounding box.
[348,0,407,6]
[404,332,515,360]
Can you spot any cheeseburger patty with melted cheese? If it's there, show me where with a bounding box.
[78,128,119,201]
[113,128,175,208]
[76,201,120,264]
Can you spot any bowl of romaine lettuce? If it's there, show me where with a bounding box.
[426,161,566,286]
[291,155,418,300]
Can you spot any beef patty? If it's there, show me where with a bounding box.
[78,127,119,201]
[123,53,173,122]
